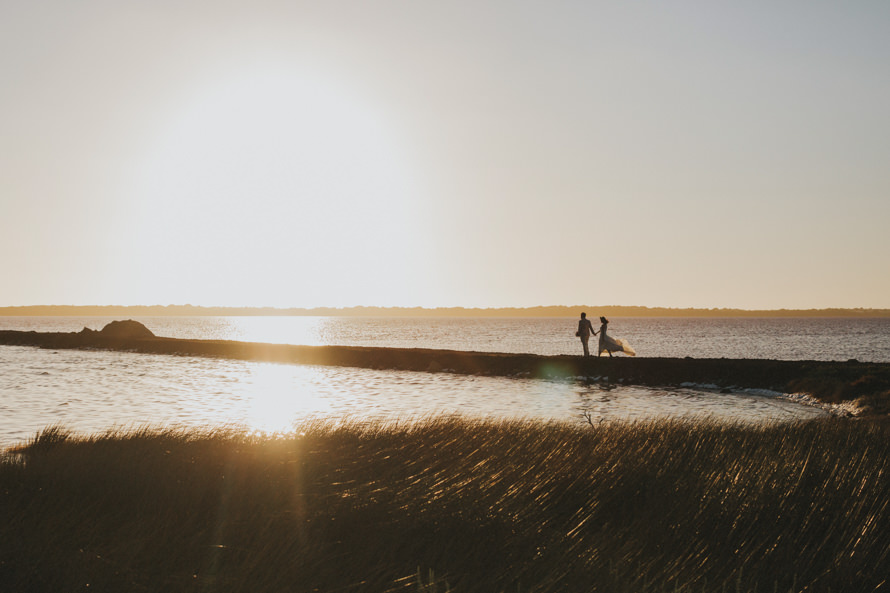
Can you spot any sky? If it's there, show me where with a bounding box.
[1,0,888,310]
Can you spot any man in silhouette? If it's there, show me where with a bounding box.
[577,312,598,357]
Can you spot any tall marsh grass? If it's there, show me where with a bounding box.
[2,417,888,592]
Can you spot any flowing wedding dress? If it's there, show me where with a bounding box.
[598,321,636,356]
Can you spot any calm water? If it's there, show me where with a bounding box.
[3,316,889,361]
[4,316,887,447]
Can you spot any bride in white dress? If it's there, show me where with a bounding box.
[597,317,636,357]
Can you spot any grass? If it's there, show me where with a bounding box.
[2,417,888,592]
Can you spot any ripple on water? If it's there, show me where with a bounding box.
[0,345,829,447]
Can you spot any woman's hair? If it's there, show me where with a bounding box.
[600,316,608,323]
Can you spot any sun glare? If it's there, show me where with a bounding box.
[241,362,332,433]
[116,61,430,307]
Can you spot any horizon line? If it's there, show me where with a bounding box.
[2,304,889,318]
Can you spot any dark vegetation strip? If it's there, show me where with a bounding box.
[2,417,888,592]
[3,304,890,317]
[2,327,890,414]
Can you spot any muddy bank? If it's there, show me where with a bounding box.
[2,325,888,416]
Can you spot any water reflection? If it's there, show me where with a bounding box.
[0,346,828,447]
[572,384,826,424]
[237,363,335,431]
[2,316,889,361]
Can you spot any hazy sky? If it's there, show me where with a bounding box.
[2,0,888,309]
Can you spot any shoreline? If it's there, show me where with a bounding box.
[2,326,888,416]
[2,305,890,317]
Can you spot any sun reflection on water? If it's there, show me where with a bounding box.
[0,343,832,448]
[237,363,333,433]
[203,317,331,346]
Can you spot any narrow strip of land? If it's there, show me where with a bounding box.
[1,327,888,415]
[2,304,889,317]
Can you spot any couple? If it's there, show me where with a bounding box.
[577,312,636,357]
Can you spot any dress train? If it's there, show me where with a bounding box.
[598,326,636,356]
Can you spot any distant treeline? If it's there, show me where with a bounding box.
[2,305,889,318]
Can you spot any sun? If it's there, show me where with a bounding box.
[113,60,431,307]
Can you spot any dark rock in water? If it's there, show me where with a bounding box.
[99,320,155,339]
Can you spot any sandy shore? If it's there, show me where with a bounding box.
[2,325,888,415]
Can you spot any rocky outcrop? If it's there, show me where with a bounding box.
[98,320,155,338]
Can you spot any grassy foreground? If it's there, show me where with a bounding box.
[2,418,888,592]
